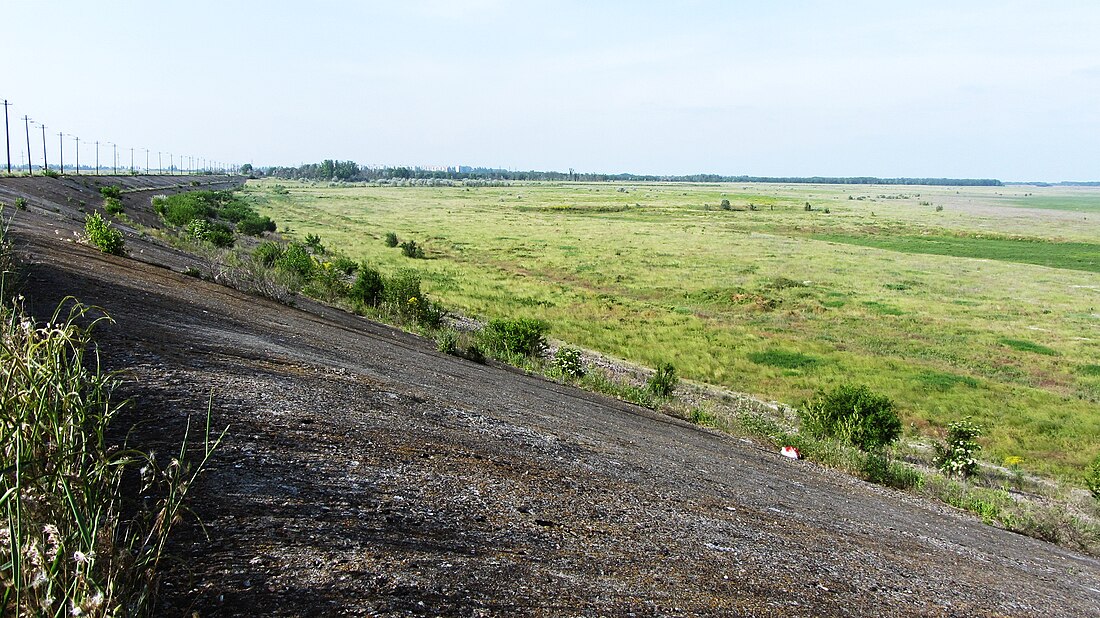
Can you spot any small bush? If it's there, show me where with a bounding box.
[799,384,901,451]
[935,418,983,479]
[186,218,235,248]
[350,265,385,306]
[384,231,399,247]
[99,184,122,199]
[1086,455,1100,501]
[400,240,425,259]
[861,451,923,490]
[154,193,216,226]
[84,212,125,255]
[237,215,276,236]
[278,242,315,278]
[253,241,284,267]
[40,167,60,178]
[647,361,678,398]
[103,196,124,215]
[719,199,732,211]
[554,347,586,378]
[14,197,28,211]
[482,318,549,357]
[305,233,326,254]
[331,255,358,275]
[436,328,459,354]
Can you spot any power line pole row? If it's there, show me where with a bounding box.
[0,97,237,177]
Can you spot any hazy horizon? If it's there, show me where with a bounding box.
[4,1,1099,182]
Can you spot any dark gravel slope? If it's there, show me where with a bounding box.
[4,177,1099,617]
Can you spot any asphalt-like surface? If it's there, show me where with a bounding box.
[4,176,1099,617]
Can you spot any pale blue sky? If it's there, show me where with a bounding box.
[3,1,1098,180]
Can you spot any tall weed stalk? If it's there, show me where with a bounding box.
[0,294,225,616]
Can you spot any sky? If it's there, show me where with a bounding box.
[2,0,1099,181]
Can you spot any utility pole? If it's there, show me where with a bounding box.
[111,143,117,174]
[23,116,32,175]
[71,135,79,175]
[95,140,99,175]
[58,132,64,175]
[2,100,10,174]
[39,123,47,172]
[130,147,134,174]
[158,151,162,174]
[144,148,149,173]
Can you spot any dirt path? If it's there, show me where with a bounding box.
[4,177,1099,616]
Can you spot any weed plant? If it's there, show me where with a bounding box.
[0,298,225,616]
[84,212,126,256]
[647,362,678,398]
[936,418,983,478]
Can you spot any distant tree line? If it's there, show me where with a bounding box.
[255,161,1002,186]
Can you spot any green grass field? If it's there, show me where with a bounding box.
[246,179,1100,479]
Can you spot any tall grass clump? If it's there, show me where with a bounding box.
[481,318,548,358]
[0,297,225,616]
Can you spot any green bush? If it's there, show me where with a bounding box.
[99,185,122,199]
[554,347,586,378]
[384,231,399,247]
[719,199,732,210]
[103,196,124,215]
[154,193,216,226]
[186,218,235,248]
[350,265,385,306]
[84,212,125,256]
[305,233,326,255]
[237,215,276,236]
[1086,455,1100,501]
[799,383,901,451]
[400,240,425,259]
[935,418,983,479]
[482,318,549,357]
[253,241,284,267]
[331,255,358,275]
[278,242,315,277]
[40,167,60,178]
[14,197,28,211]
[647,361,678,398]
[861,451,923,490]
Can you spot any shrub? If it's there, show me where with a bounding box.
[799,384,901,451]
[861,451,923,490]
[253,241,284,267]
[647,361,678,398]
[103,196,124,215]
[84,211,125,255]
[40,167,60,178]
[237,215,276,236]
[384,231,399,247]
[482,318,549,357]
[1086,455,1100,501]
[935,418,983,479]
[154,193,216,226]
[400,240,425,259]
[99,184,122,199]
[278,242,315,278]
[436,328,459,354]
[719,199,732,210]
[305,233,326,254]
[350,265,385,306]
[554,346,586,378]
[14,197,28,211]
[383,269,423,309]
[186,218,235,248]
[331,255,358,275]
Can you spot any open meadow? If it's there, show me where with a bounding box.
[246,179,1100,479]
